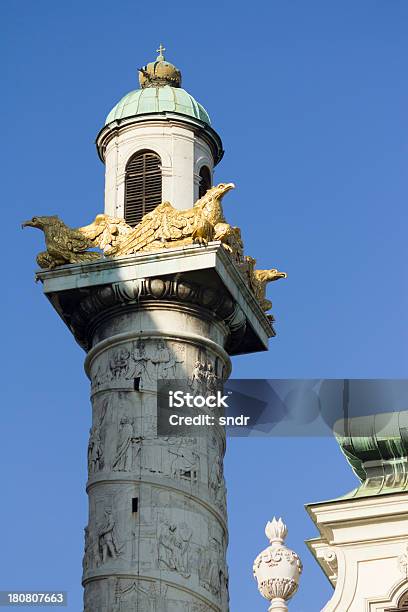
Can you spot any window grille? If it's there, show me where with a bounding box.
[124,150,162,226]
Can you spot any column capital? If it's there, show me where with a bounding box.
[36,242,275,355]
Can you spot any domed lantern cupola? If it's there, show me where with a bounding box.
[96,45,223,225]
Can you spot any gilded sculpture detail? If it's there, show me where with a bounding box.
[21,214,132,269]
[22,183,286,311]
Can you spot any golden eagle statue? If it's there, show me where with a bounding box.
[107,182,236,255]
[23,183,286,312]
[21,214,132,269]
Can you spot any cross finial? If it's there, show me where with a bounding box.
[156,43,166,60]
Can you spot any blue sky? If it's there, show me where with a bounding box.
[1,1,408,610]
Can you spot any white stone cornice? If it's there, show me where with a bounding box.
[306,492,408,611]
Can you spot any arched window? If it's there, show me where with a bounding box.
[398,591,408,609]
[199,166,212,198]
[124,150,162,226]
[385,591,408,610]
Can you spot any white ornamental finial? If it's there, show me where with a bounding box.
[265,517,288,544]
[253,517,302,612]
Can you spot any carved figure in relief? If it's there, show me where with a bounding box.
[155,339,172,379]
[112,418,142,472]
[156,340,185,379]
[83,525,103,571]
[92,362,106,389]
[87,399,108,473]
[142,340,171,385]
[199,538,222,596]
[138,342,156,386]
[209,455,226,511]
[98,395,109,424]
[98,509,120,563]
[87,424,103,473]
[168,437,199,482]
[158,520,192,578]
[82,527,91,573]
[176,523,192,578]
[190,360,219,397]
[126,340,185,388]
[206,363,218,395]
[110,348,130,380]
[191,361,205,395]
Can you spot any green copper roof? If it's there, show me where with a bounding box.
[105,86,211,126]
[335,410,408,499]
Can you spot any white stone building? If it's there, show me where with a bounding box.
[307,411,408,611]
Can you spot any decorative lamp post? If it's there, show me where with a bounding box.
[253,517,302,612]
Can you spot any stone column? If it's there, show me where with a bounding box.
[35,244,275,612]
[78,277,238,612]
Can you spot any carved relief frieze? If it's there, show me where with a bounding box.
[98,507,122,564]
[199,536,223,597]
[88,397,109,474]
[190,360,219,398]
[128,339,185,389]
[113,578,168,612]
[82,526,92,574]
[82,522,103,572]
[92,340,185,392]
[88,423,104,474]
[209,454,226,513]
[253,546,302,571]
[168,437,200,483]
[158,518,192,578]
[110,348,130,380]
[112,417,142,472]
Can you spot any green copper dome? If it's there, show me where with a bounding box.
[105,85,211,126]
[105,45,211,126]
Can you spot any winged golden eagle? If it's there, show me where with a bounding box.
[23,183,286,312]
[107,182,236,255]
